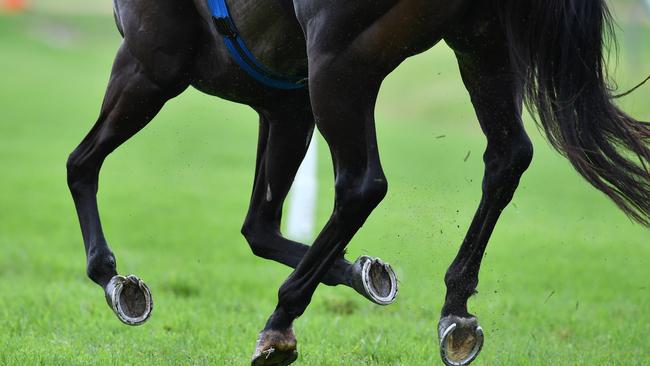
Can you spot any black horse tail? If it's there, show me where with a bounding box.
[499,0,650,226]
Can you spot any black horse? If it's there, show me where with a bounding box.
[67,0,650,365]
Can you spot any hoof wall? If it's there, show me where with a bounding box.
[105,274,153,326]
[251,348,298,366]
[251,329,298,366]
[438,316,484,366]
[350,255,398,305]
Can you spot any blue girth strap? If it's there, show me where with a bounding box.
[207,0,306,90]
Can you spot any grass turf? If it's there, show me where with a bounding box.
[0,10,649,366]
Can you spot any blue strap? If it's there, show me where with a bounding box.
[207,0,306,90]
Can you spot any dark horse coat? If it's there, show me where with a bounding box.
[67,0,650,365]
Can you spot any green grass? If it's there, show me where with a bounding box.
[1,10,649,366]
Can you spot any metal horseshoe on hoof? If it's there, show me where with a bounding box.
[349,255,399,306]
[105,274,153,326]
[438,316,484,366]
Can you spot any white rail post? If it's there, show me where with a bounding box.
[285,137,318,242]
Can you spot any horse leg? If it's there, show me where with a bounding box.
[67,44,188,325]
[242,100,397,304]
[437,38,534,365]
[250,47,397,366]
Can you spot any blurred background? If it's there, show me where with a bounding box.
[0,1,649,365]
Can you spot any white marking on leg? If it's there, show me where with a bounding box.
[266,184,273,202]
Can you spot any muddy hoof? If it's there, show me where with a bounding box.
[438,315,484,366]
[349,255,398,305]
[105,274,153,326]
[251,328,298,366]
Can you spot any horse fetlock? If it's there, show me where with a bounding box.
[444,275,477,299]
[86,250,117,286]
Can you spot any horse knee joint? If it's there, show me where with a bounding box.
[444,271,478,298]
[66,152,80,176]
[66,152,87,193]
[66,145,104,194]
[241,220,273,258]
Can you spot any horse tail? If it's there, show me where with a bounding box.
[498,0,650,226]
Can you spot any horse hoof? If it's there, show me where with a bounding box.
[349,255,398,305]
[438,315,484,366]
[105,274,153,326]
[251,328,298,366]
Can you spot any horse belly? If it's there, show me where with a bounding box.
[188,0,308,105]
